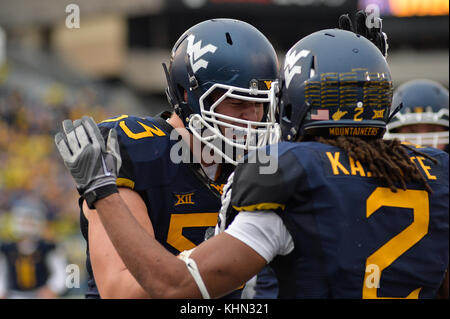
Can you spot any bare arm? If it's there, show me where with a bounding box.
[87,187,154,298]
[94,193,267,298]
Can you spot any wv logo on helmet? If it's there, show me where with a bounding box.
[186,35,218,73]
[284,49,310,88]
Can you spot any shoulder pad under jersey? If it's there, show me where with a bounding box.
[402,143,449,185]
[230,142,304,213]
[98,115,178,189]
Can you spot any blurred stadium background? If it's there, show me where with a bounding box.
[0,0,448,298]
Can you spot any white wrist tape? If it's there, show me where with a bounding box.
[178,249,210,299]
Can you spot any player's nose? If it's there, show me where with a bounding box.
[239,103,262,122]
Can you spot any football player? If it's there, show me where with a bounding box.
[251,9,391,299]
[0,197,67,299]
[384,79,449,152]
[56,19,279,298]
[56,29,449,298]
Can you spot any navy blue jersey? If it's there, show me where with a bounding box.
[253,265,278,299]
[230,141,449,299]
[0,241,55,292]
[80,113,236,298]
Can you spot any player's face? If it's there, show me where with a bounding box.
[210,90,264,136]
[215,99,264,126]
[397,124,448,150]
[183,89,264,126]
[215,99,264,142]
[183,89,268,148]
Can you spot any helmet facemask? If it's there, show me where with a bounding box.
[188,83,281,165]
[384,79,449,149]
[385,107,449,148]
[12,204,46,240]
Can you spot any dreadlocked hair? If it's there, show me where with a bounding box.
[311,136,438,193]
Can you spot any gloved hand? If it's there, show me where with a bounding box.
[338,10,388,57]
[54,116,122,209]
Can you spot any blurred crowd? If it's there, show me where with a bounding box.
[0,78,117,297]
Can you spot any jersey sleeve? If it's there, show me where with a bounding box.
[225,211,294,263]
[230,145,304,213]
[97,114,176,191]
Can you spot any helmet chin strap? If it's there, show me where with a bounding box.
[162,62,195,124]
[162,63,179,109]
[387,102,404,124]
[185,53,199,90]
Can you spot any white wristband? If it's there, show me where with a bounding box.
[178,249,210,299]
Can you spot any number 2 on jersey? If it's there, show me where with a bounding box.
[363,187,429,299]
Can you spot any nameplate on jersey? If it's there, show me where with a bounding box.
[322,151,440,181]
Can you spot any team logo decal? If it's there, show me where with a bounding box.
[332,110,348,121]
[284,49,310,88]
[174,192,195,206]
[209,183,225,195]
[372,109,385,119]
[186,34,218,73]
